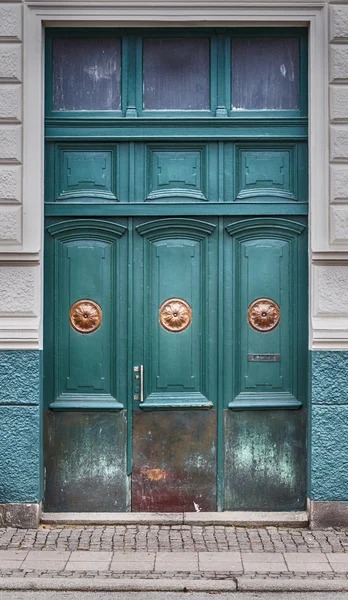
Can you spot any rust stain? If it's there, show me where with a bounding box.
[144,468,166,481]
[132,411,216,512]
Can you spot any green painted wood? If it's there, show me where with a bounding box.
[225,217,307,411]
[45,119,308,141]
[45,219,128,411]
[46,139,306,209]
[45,203,308,217]
[44,26,308,513]
[133,218,218,410]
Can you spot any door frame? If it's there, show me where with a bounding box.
[23,0,326,513]
[22,0,327,353]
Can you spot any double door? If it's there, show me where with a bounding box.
[44,26,309,512]
[44,214,307,512]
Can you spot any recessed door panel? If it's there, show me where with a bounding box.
[226,218,305,410]
[242,241,287,392]
[134,218,217,410]
[46,220,126,410]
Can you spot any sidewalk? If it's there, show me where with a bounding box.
[0,524,347,592]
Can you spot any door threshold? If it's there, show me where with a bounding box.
[41,511,308,527]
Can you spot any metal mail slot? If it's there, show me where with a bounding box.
[248,354,280,362]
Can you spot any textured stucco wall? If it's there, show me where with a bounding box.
[0,3,22,243]
[0,351,41,503]
[329,2,348,241]
[0,350,40,405]
[310,351,348,501]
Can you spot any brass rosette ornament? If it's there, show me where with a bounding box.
[70,299,102,334]
[248,298,280,333]
[159,298,192,333]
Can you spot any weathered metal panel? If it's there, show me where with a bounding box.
[44,411,128,512]
[224,409,306,510]
[132,410,216,512]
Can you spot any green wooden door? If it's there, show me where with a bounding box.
[44,27,308,513]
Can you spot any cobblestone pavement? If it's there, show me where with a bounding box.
[0,526,346,581]
[0,525,347,553]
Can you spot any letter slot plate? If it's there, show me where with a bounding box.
[248,354,280,362]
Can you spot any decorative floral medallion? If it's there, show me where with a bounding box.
[159,298,192,333]
[70,299,102,334]
[248,298,280,333]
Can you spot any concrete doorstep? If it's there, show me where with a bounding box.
[41,510,308,527]
[0,577,347,592]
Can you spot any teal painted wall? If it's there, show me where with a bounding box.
[2,349,347,506]
[310,351,348,501]
[0,351,42,503]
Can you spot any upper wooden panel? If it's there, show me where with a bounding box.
[45,141,307,209]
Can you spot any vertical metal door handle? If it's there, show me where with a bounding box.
[134,365,144,403]
[139,365,144,403]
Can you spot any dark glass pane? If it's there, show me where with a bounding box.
[53,38,121,111]
[232,38,299,110]
[143,38,210,110]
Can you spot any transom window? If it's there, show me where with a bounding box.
[47,28,307,118]
[143,38,210,110]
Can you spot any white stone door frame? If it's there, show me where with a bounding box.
[22,0,328,350]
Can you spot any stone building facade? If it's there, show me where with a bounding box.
[0,0,347,527]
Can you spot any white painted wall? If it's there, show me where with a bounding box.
[312,0,348,348]
[0,1,40,348]
[0,5,22,239]
[0,0,347,350]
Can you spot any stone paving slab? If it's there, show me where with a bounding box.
[21,551,70,572]
[155,551,198,572]
[284,552,332,572]
[69,551,112,561]
[0,562,28,570]
[0,549,347,575]
[327,554,348,572]
[242,551,288,572]
[198,551,242,571]
[0,551,28,560]
[66,562,111,571]
[22,561,67,571]
[110,552,155,572]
